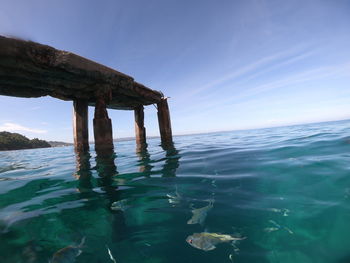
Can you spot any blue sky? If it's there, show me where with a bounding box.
[0,0,349,142]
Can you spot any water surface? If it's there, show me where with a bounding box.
[1,120,350,263]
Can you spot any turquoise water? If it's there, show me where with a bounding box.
[1,120,350,263]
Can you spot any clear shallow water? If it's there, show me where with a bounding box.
[1,120,350,263]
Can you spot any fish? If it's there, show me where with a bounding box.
[49,237,85,263]
[186,232,246,251]
[111,199,129,212]
[187,199,214,225]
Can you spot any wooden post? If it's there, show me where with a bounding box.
[73,99,89,152]
[93,94,114,152]
[157,98,173,145]
[134,105,146,145]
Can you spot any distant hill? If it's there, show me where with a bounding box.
[0,131,51,151]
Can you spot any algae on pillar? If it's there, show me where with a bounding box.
[73,99,89,152]
[93,92,114,152]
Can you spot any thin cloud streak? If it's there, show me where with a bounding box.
[178,45,314,101]
[0,122,47,134]
[174,61,350,115]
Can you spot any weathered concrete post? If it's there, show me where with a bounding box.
[93,92,114,152]
[134,105,146,145]
[73,99,89,152]
[157,98,173,145]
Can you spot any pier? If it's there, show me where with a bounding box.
[0,36,173,152]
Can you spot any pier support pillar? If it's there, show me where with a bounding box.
[134,105,146,145]
[73,99,89,152]
[157,98,173,146]
[93,94,114,152]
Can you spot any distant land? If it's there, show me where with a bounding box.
[47,141,73,147]
[0,131,72,151]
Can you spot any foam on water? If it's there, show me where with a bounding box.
[1,120,350,263]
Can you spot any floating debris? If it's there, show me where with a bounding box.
[106,245,117,263]
[282,209,290,217]
[231,241,241,253]
[166,186,182,206]
[166,193,181,205]
[263,227,279,233]
[267,208,290,216]
[265,220,293,235]
[186,232,245,251]
[111,199,129,212]
[284,227,294,234]
[268,220,281,228]
[187,199,214,225]
[49,237,85,263]
[267,208,281,213]
[264,220,281,233]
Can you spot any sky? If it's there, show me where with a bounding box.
[0,0,349,142]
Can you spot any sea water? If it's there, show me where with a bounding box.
[1,120,350,263]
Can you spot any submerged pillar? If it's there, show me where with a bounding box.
[93,93,114,152]
[134,105,146,145]
[73,99,89,152]
[157,98,173,145]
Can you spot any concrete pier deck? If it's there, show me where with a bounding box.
[0,35,162,109]
[0,36,173,151]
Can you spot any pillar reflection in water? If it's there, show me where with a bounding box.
[74,148,129,244]
[94,148,119,200]
[136,143,153,177]
[74,147,119,195]
[74,150,93,192]
[161,142,180,177]
[136,141,180,177]
[94,148,129,243]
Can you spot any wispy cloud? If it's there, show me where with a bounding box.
[174,60,350,116]
[0,122,47,134]
[29,106,41,111]
[178,45,314,101]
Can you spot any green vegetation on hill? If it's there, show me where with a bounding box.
[0,131,51,151]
